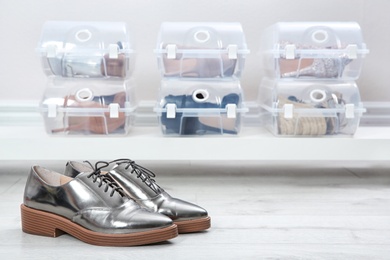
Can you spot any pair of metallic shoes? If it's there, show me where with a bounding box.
[21,159,210,246]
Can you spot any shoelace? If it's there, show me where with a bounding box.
[109,159,163,194]
[84,161,125,197]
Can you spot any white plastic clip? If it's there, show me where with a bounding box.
[166,44,177,59]
[227,45,238,59]
[345,104,355,119]
[109,44,119,59]
[47,104,57,118]
[109,103,120,118]
[166,103,176,118]
[285,44,296,60]
[226,104,237,118]
[283,104,294,119]
[346,44,358,59]
[46,45,57,58]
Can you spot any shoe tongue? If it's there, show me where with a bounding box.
[65,161,94,178]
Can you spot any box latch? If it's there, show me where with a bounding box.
[346,44,358,59]
[226,104,237,118]
[345,104,355,119]
[46,45,57,58]
[109,103,120,118]
[166,103,176,118]
[47,104,57,118]
[283,104,294,118]
[285,44,296,60]
[227,45,238,59]
[166,44,177,59]
[109,44,119,59]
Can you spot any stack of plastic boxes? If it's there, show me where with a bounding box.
[38,21,136,135]
[258,22,369,136]
[154,22,250,135]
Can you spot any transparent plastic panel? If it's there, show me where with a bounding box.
[260,22,369,80]
[37,21,134,78]
[258,78,365,136]
[155,22,249,78]
[155,79,246,135]
[40,79,135,135]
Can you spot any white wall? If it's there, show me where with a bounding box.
[0,0,388,103]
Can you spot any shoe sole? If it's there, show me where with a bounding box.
[174,216,211,233]
[20,204,178,246]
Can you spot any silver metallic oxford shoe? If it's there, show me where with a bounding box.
[65,159,211,233]
[21,165,178,246]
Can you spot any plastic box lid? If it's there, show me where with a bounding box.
[155,22,250,78]
[260,22,369,79]
[258,78,366,135]
[40,78,135,135]
[37,21,134,78]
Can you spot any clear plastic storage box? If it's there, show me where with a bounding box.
[260,22,369,80]
[258,78,365,136]
[155,22,249,78]
[40,79,135,135]
[155,79,247,135]
[37,21,134,78]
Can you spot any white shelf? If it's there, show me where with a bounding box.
[1,124,389,161]
[1,100,389,162]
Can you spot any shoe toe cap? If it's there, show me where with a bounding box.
[130,210,174,230]
[160,198,208,221]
